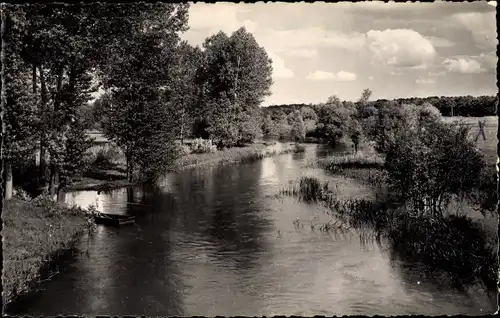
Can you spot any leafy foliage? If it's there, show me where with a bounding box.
[315,95,355,146]
[384,115,485,217]
[98,3,189,182]
[289,110,306,142]
[189,138,217,154]
[199,27,273,145]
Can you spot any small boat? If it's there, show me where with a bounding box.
[93,213,135,226]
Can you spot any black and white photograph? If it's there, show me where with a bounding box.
[1,0,498,316]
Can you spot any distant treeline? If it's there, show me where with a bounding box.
[264,95,498,117]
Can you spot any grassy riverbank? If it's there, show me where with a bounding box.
[67,141,304,191]
[2,198,91,306]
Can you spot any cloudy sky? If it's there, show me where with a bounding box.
[182,1,498,106]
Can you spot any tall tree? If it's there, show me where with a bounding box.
[358,88,372,103]
[316,95,354,146]
[19,3,168,190]
[99,3,189,182]
[2,6,39,199]
[200,27,273,146]
[170,41,203,144]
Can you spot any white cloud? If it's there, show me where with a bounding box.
[477,53,498,71]
[368,75,375,81]
[443,57,484,74]
[183,3,256,45]
[187,3,245,32]
[260,27,366,53]
[451,12,497,49]
[306,71,335,81]
[425,36,455,48]
[306,70,357,81]
[428,71,446,77]
[416,77,436,85]
[268,51,294,79]
[366,29,436,68]
[282,48,318,58]
[487,1,497,7]
[335,71,357,81]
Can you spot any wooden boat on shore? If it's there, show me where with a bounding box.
[93,213,135,226]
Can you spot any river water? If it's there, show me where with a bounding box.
[10,143,496,316]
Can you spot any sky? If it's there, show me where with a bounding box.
[181,1,498,106]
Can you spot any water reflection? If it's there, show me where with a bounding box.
[9,144,496,316]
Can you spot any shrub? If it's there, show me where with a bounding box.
[289,111,306,142]
[92,144,123,167]
[178,144,192,156]
[319,151,385,170]
[384,119,485,217]
[12,187,32,201]
[189,138,217,154]
[238,110,262,145]
[386,213,498,291]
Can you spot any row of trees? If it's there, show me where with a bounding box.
[259,89,372,150]
[2,3,275,199]
[265,95,498,118]
[314,88,492,217]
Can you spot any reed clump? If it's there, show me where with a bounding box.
[281,175,498,292]
[318,151,385,170]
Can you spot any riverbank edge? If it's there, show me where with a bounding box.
[284,171,498,292]
[2,142,304,308]
[2,199,91,308]
[66,142,304,192]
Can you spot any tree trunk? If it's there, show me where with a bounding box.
[0,9,5,211]
[126,149,133,183]
[53,65,65,113]
[127,187,135,203]
[180,112,185,145]
[49,166,56,196]
[56,177,66,203]
[39,65,48,180]
[32,63,37,95]
[57,187,66,203]
[39,142,46,173]
[4,160,13,200]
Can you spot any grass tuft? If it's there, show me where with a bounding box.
[318,151,385,170]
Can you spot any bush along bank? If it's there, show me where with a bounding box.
[175,141,305,170]
[290,102,498,292]
[1,194,96,307]
[68,141,306,192]
[282,176,498,293]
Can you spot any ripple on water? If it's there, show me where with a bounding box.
[12,145,494,316]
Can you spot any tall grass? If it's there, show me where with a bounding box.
[2,197,93,306]
[318,151,385,170]
[280,177,329,202]
[176,142,304,170]
[87,143,124,168]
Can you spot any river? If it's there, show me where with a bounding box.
[9,143,496,316]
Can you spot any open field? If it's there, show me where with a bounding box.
[441,116,497,163]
